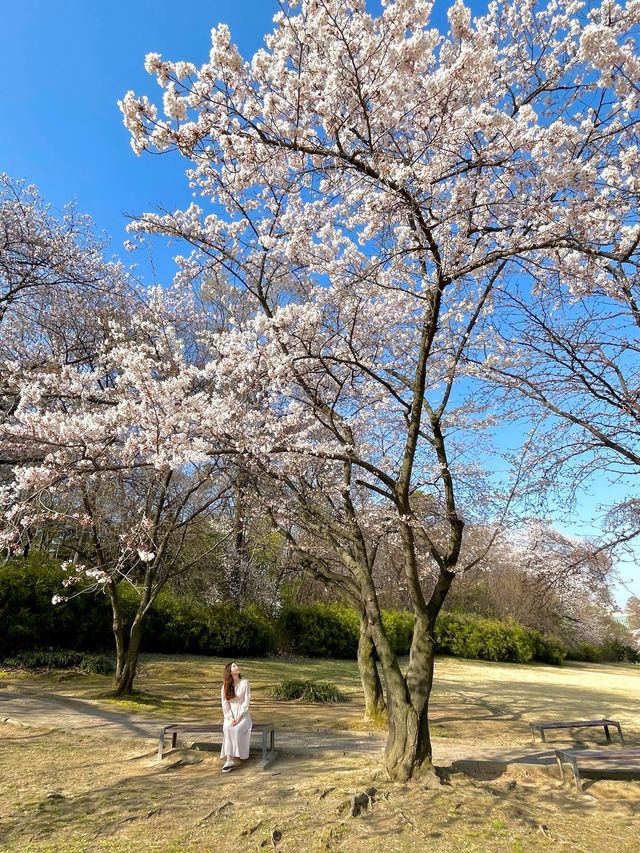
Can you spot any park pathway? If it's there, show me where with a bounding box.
[0,683,556,774]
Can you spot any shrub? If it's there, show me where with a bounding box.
[598,639,640,664]
[381,610,414,656]
[276,603,415,659]
[3,648,115,674]
[82,653,116,674]
[534,634,568,665]
[276,603,359,658]
[0,554,114,655]
[436,612,545,664]
[270,679,347,702]
[204,603,276,657]
[142,594,276,657]
[566,639,640,664]
[0,553,276,659]
[567,642,601,662]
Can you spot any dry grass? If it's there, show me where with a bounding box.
[1,654,640,852]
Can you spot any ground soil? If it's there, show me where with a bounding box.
[1,655,639,852]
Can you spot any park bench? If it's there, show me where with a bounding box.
[157,722,276,767]
[529,718,624,745]
[555,748,640,793]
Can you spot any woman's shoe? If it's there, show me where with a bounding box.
[222,760,235,773]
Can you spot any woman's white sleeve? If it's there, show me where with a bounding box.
[240,680,251,715]
[221,686,233,722]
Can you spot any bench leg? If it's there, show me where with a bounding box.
[172,732,177,748]
[556,755,565,783]
[540,729,546,743]
[604,725,612,743]
[616,723,625,745]
[569,758,583,793]
[262,731,267,764]
[157,734,165,760]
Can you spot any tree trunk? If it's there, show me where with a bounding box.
[357,611,386,721]
[358,571,439,781]
[106,578,127,686]
[113,614,145,696]
[383,640,435,781]
[106,577,149,697]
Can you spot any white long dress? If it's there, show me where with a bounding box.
[220,678,252,759]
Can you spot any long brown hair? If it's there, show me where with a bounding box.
[223,662,240,700]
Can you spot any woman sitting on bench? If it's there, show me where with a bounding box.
[220,661,252,773]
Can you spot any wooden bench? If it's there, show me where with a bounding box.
[529,718,624,745]
[555,748,640,792]
[157,722,276,766]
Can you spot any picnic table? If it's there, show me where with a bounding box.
[555,748,640,792]
[529,718,624,745]
[157,722,276,767]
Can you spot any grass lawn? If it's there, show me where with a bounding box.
[1,654,639,852]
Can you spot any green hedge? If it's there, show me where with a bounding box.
[382,609,414,656]
[141,595,276,656]
[276,603,359,658]
[0,553,114,655]
[276,604,415,659]
[0,555,276,658]
[2,554,585,666]
[568,640,640,664]
[435,612,568,665]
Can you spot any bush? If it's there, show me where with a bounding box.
[142,593,276,657]
[381,610,414,656]
[276,603,415,659]
[598,639,640,664]
[567,642,601,663]
[2,648,115,674]
[0,554,114,655]
[0,553,277,659]
[82,653,116,674]
[567,640,640,664]
[276,603,359,658]
[270,679,347,702]
[534,634,568,665]
[436,612,544,664]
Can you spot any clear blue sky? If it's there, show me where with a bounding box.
[1,0,637,606]
[0,1,280,253]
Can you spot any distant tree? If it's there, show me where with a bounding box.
[626,596,640,631]
[445,520,617,645]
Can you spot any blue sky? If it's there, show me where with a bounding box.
[0,1,279,254]
[1,0,638,606]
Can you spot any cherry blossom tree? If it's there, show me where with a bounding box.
[0,174,133,459]
[125,0,638,777]
[625,595,640,629]
[0,182,236,694]
[445,520,615,637]
[1,296,235,693]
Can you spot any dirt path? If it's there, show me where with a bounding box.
[0,682,558,774]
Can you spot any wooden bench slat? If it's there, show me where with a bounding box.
[533,718,617,728]
[558,749,640,761]
[555,748,640,793]
[157,722,275,766]
[529,718,624,745]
